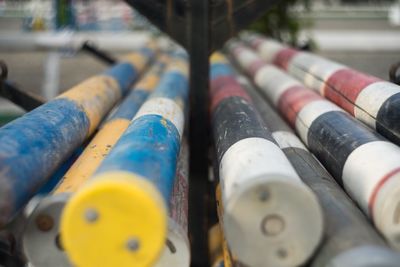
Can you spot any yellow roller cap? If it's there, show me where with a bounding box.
[60,172,167,267]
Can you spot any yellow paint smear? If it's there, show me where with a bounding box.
[122,53,147,73]
[55,119,130,194]
[135,75,160,92]
[58,75,121,135]
[166,59,188,77]
[209,224,224,267]
[216,184,235,267]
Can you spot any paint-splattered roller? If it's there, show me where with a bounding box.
[22,59,166,267]
[239,73,400,267]
[242,32,400,146]
[227,42,400,251]
[208,223,225,267]
[60,51,189,267]
[154,138,190,267]
[0,45,156,227]
[210,52,323,267]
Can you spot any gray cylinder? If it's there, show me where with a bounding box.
[238,73,400,267]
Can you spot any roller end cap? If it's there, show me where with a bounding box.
[223,177,323,267]
[60,172,167,267]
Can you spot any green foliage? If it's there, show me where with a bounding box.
[249,0,311,46]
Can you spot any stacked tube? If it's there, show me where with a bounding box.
[0,46,156,227]
[154,138,190,267]
[23,58,167,267]
[227,41,400,251]
[242,33,400,146]
[60,51,189,267]
[236,72,400,267]
[209,52,323,267]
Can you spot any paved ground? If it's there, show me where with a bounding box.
[1,51,108,96]
[1,48,394,100]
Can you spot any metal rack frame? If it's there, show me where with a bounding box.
[122,1,280,265]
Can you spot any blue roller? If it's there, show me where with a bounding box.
[0,46,156,227]
[60,51,190,267]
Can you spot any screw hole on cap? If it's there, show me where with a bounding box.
[261,214,285,236]
[166,238,177,254]
[84,208,99,223]
[258,189,270,202]
[277,248,288,259]
[126,238,140,252]
[36,214,54,232]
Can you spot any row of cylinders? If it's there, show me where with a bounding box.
[1,32,400,267]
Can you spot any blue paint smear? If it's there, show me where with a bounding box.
[104,63,138,95]
[151,71,189,106]
[96,114,181,204]
[210,63,233,80]
[138,47,156,59]
[36,146,84,196]
[0,98,89,225]
[108,90,149,122]
[169,50,188,60]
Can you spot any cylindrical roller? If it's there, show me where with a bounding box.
[227,42,400,251]
[237,73,400,267]
[0,45,156,227]
[208,223,224,267]
[60,51,189,267]
[22,59,166,267]
[155,138,190,267]
[242,32,400,147]
[209,52,323,267]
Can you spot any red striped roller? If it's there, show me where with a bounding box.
[242,32,400,147]
[209,52,323,267]
[227,41,400,251]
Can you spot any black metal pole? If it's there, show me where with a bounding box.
[0,61,45,111]
[81,41,118,66]
[187,0,211,266]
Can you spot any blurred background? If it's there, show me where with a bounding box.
[0,0,399,123]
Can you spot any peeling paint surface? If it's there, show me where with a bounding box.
[96,114,181,203]
[0,98,89,225]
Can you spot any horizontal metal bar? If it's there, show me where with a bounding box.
[0,62,45,111]
[0,81,45,111]
[125,0,278,52]
[81,41,118,66]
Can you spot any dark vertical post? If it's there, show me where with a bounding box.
[187,0,210,266]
